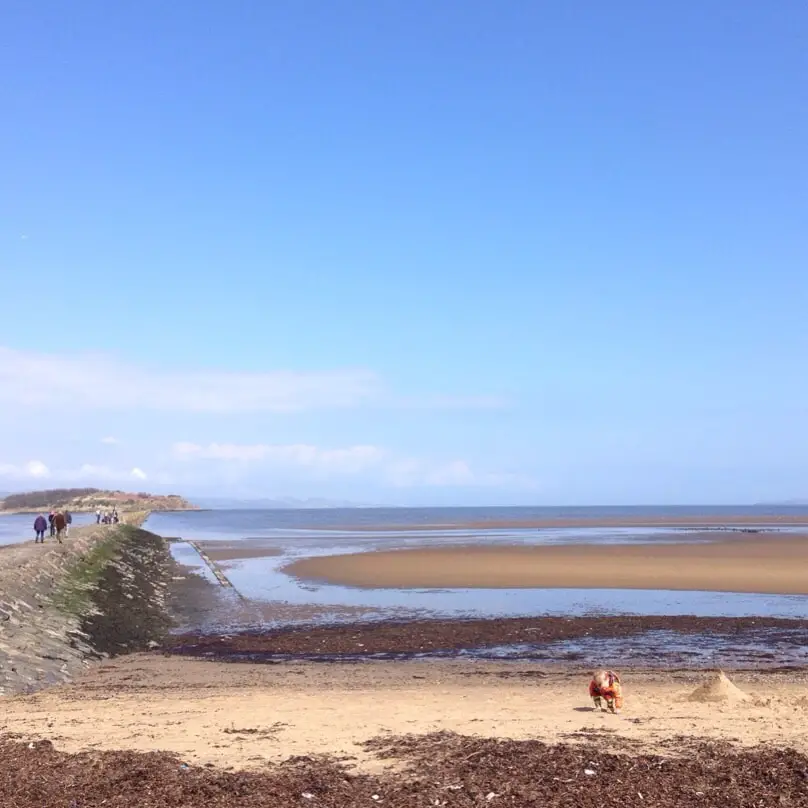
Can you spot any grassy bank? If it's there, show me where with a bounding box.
[50,523,174,655]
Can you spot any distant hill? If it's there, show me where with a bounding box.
[194,496,385,510]
[0,488,198,513]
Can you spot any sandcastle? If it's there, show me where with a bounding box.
[687,670,750,703]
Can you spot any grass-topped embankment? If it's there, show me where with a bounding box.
[0,522,180,696]
[50,524,175,656]
[49,530,123,617]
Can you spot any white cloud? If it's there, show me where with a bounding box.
[73,464,112,479]
[99,465,148,483]
[26,460,50,478]
[0,463,154,486]
[67,464,149,483]
[170,441,538,490]
[0,346,380,414]
[101,436,120,445]
[0,346,506,414]
[385,457,539,490]
[173,442,385,475]
[423,460,477,486]
[0,460,51,480]
[0,441,535,494]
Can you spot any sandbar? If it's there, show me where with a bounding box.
[284,536,808,595]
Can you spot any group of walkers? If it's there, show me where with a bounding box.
[33,510,72,543]
[32,507,120,544]
[96,508,119,525]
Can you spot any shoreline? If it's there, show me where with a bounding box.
[284,535,808,595]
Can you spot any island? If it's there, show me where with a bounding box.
[0,487,198,514]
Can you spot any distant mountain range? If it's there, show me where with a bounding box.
[193,496,388,510]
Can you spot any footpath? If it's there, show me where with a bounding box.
[0,513,174,696]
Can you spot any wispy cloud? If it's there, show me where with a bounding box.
[0,442,536,493]
[172,442,385,475]
[64,464,149,483]
[0,346,505,414]
[385,457,540,490]
[0,460,51,480]
[100,436,120,445]
[0,347,380,414]
[391,394,509,410]
[170,441,537,490]
[0,460,148,485]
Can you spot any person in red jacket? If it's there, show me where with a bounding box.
[589,670,623,713]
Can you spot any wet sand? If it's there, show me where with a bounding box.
[4,653,808,772]
[166,615,808,658]
[165,615,808,669]
[285,535,808,594]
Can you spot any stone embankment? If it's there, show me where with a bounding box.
[0,514,175,696]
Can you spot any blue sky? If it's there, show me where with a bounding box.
[2,1,807,505]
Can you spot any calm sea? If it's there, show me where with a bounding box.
[144,503,808,535]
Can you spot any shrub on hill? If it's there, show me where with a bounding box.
[2,488,102,510]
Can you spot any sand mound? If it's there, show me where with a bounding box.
[687,670,750,703]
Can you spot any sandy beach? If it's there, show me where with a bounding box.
[4,653,808,772]
[285,535,808,594]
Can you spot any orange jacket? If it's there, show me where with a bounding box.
[589,671,623,708]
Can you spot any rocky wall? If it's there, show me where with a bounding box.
[0,522,173,696]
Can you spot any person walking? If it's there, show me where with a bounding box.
[48,511,55,537]
[64,510,72,537]
[96,509,101,524]
[33,514,47,543]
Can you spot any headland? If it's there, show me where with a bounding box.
[0,487,198,514]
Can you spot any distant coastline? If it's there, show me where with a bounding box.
[193,496,388,510]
